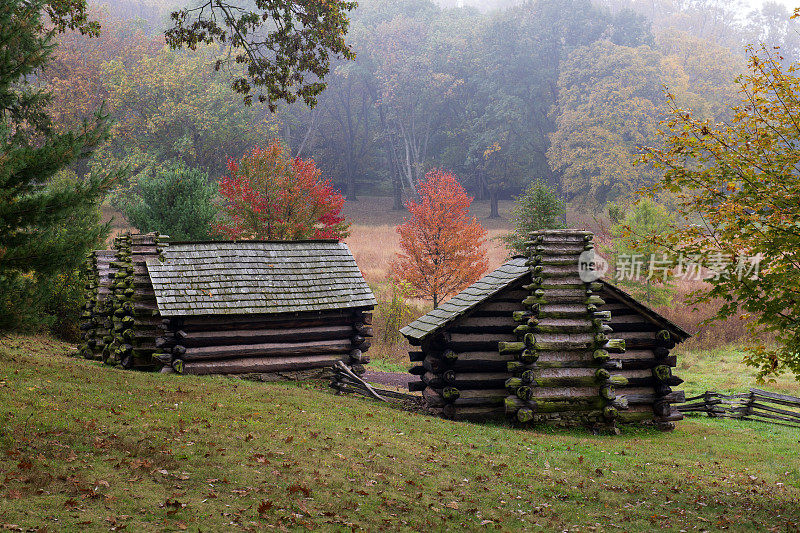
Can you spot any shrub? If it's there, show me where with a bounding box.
[378,279,415,344]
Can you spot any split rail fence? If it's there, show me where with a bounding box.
[676,388,800,428]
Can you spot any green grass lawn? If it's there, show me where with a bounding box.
[676,344,800,396]
[0,335,798,532]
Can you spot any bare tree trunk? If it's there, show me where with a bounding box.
[489,186,500,219]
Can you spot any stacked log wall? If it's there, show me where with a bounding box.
[78,250,115,360]
[165,310,373,376]
[102,233,168,370]
[501,231,629,431]
[599,288,684,429]
[406,284,527,420]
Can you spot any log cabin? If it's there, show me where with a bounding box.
[400,229,689,430]
[80,235,376,379]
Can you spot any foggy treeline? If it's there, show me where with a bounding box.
[50,0,800,210]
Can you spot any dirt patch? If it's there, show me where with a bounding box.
[362,370,414,389]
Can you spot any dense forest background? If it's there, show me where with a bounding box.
[45,0,798,212]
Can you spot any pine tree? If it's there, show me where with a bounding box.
[502,179,566,255]
[118,163,217,241]
[394,169,488,308]
[0,1,118,330]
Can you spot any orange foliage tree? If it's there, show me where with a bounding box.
[394,169,488,307]
[215,142,349,240]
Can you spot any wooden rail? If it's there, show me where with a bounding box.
[330,362,422,404]
[676,389,800,428]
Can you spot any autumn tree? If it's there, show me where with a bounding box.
[100,43,279,178]
[644,43,800,380]
[607,198,675,306]
[548,40,665,206]
[394,169,488,308]
[215,142,349,240]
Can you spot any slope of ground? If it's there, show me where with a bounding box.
[0,335,798,532]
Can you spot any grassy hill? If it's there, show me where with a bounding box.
[0,335,798,531]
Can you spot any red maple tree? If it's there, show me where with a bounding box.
[394,169,488,307]
[215,142,349,240]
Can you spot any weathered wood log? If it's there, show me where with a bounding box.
[516,407,535,423]
[425,371,508,389]
[423,387,506,407]
[619,355,677,370]
[353,338,372,351]
[499,340,525,354]
[606,321,661,333]
[622,389,685,405]
[750,388,800,407]
[449,332,516,350]
[522,332,595,351]
[408,380,426,392]
[409,350,425,362]
[534,318,596,334]
[441,405,505,419]
[600,385,616,400]
[177,325,355,347]
[333,362,387,401]
[349,349,370,363]
[617,410,655,423]
[351,335,366,346]
[171,312,358,332]
[181,354,342,375]
[353,323,374,336]
[504,396,607,414]
[181,339,352,361]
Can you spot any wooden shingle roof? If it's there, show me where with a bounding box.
[146,241,376,317]
[399,257,530,341]
[400,257,690,343]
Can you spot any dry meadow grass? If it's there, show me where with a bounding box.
[345,224,511,284]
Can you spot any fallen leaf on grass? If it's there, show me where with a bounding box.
[288,484,311,497]
[161,498,186,516]
[257,500,273,516]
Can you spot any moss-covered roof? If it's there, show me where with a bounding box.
[400,257,530,341]
[146,241,376,317]
[400,257,690,343]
